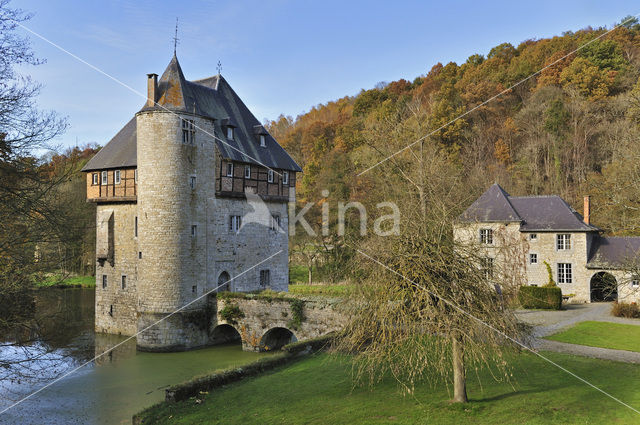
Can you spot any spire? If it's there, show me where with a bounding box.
[172,18,179,56]
[153,54,192,111]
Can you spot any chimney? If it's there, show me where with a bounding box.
[583,195,591,225]
[146,73,158,107]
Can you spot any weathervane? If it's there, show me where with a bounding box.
[217,60,222,75]
[173,18,179,55]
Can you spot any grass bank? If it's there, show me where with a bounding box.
[34,274,95,288]
[546,321,640,352]
[134,351,640,424]
[288,283,352,297]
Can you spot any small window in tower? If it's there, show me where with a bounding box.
[226,126,234,140]
[259,269,271,287]
[92,173,98,185]
[192,285,197,294]
[226,163,234,177]
[268,169,274,183]
[134,169,138,183]
[229,215,242,233]
[101,171,108,185]
[102,275,107,289]
[283,171,289,185]
[121,275,127,290]
[271,214,281,231]
[109,305,113,316]
[182,118,195,144]
[245,165,251,179]
[114,170,121,185]
[134,216,138,237]
[259,134,266,147]
[138,251,142,259]
[191,224,197,237]
[189,175,197,190]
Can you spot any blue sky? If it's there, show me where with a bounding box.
[14,0,640,150]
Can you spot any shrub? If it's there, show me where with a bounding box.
[218,303,244,324]
[518,285,562,310]
[543,261,557,287]
[287,299,305,330]
[611,302,640,318]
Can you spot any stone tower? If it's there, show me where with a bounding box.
[82,54,301,351]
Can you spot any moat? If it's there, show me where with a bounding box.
[0,288,267,425]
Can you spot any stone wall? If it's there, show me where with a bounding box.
[95,202,138,335]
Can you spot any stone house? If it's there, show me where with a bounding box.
[81,54,301,350]
[454,184,640,303]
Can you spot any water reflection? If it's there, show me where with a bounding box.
[0,288,266,424]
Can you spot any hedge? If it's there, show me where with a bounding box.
[518,285,562,310]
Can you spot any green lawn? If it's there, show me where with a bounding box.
[289,265,309,284]
[288,283,352,297]
[34,274,95,288]
[136,352,640,424]
[546,321,640,352]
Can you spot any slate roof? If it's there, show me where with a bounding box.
[587,236,640,269]
[458,183,601,232]
[83,55,301,172]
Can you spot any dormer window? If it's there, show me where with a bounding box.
[259,134,266,147]
[226,126,234,140]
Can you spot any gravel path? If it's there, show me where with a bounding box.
[514,302,640,363]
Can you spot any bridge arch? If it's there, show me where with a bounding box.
[259,327,297,352]
[590,271,617,302]
[210,324,241,345]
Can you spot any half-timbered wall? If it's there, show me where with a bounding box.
[86,168,137,202]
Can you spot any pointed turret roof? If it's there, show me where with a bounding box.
[458,183,521,223]
[83,55,301,172]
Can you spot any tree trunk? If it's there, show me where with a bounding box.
[308,264,312,285]
[452,334,468,403]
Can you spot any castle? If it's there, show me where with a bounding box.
[82,55,301,351]
[454,184,640,303]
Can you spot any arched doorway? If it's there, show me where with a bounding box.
[590,272,617,302]
[210,324,241,345]
[259,327,297,352]
[217,271,230,292]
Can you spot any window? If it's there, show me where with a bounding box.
[102,275,107,289]
[134,216,138,237]
[189,176,197,190]
[529,233,537,241]
[121,275,127,290]
[114,170,121,184]
[138,251,142,259]
[260,269,271,287]
[530,253,538,264]
[244,165,251,179]
[632,278,639,288]
[259,134,266,147]
[135,169,138,183]
[268,169,274,183]
[283,171,289,185]
[229,215,242,233]
[101,171,108,185]
[557,234,571,250]
[226,163,234,177]
[182,118,195,144]
[226,126,234,140]
[557,263,572,284]
[192,285,197,294]
[92,173,98,185]
[109,305,113,317]
[191,225,197,237]
[479,228,493,244]
[271,214,281,231]
[481,257,494,279]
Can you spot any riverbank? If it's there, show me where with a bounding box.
[133,351,640,424]
[34,274,95,288]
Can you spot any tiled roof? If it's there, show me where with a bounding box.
[588,236,640,268]
[83,55,301,173]
[458,184,600,232]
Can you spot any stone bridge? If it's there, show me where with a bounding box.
[211,295,345,352]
